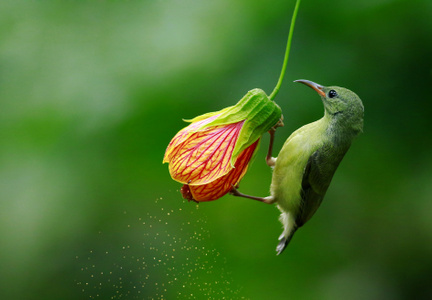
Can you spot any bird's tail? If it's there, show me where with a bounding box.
[276,211,297,255]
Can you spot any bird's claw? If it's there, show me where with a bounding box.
[229,185,240,196]
[266,119,282,167]
[270,117,284,133]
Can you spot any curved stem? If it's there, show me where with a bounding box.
[269,0,301,101]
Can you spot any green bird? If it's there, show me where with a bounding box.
[231,79,364,255]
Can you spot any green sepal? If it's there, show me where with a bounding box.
[186,88,282,164]
[183,106,233,123]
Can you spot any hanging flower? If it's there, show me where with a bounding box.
[163,88,282,202]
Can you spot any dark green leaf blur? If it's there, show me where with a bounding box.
[1,0,432,299]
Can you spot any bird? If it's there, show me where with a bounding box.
[230,79,364,255]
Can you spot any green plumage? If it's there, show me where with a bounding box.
[229,80,364,254]
[272,80,364,254]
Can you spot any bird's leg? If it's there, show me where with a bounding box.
[266,129,277,167]
[230,186,275,204]
[266,117,284,167]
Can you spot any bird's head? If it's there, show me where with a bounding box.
[295,79,364,134]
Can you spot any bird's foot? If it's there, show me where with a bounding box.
[270,117,284,133]
[266,118,283,167]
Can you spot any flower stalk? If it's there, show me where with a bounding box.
[269,0,302,101]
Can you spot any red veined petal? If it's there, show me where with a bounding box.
[188,139,259,201]
[168,120,245,185]
[163,114,219,163]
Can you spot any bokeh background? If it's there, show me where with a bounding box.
[1,0,432,299]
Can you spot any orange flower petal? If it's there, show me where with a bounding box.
[167,120,245,185]
[188,139,259,201]
[163,114,219,163]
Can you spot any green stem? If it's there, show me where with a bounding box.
[269,0,301,101]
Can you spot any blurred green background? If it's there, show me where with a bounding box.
[1,0,432,299]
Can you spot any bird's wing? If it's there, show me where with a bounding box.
[296,145,344,227]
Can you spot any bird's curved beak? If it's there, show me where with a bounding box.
[294,79,325,97]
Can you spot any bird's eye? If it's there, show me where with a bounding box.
[328,90,337,98]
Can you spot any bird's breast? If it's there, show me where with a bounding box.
[270,122,325,213]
